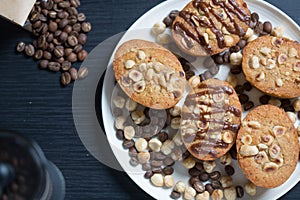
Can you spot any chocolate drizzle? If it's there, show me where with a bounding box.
[175,0,250,52]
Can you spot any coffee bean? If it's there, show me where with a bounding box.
[78,33,87,45]
[47,43,55,52]
[225,165,235,176]
[223,51,230,63]
[169,10,179,20]
[243,81,252,91]
[58,18,69,29]
[123,140,134,149]
[81,22,92,32]
[78,50,88,61]
[251,12,259,23]
[78,66,88,79]
[34,50,43,60]
[24,44,35,57]
[67,52,78,62]
[163,16,173,27]
[236,186,244,198]
[259,95,271,105]
[33,20,42,29]
[152,167,162,173]
[229,45,240,53]
[235,85,244,95]
[16,42,26,52]
[163,157,174,166]
[77,13,86,22]
[57,11,68,19]
[30,11,40,22]
[203,70,213,79]
[48,62,61,72]
[54,47,64,58]
[64,48,73,57]
[237,39,247,49]
[53,38,62,46]
[188,167,200,177]
[193,181,205,193]
[69,67,78,81]
[199,172,210,182]
[244,101,254,111]
[47,33,54,43]
[195,162,204,172]
[239,94,249,105]
[39,60,49,69]
[157,131,168,142]
[71,0,81,7]
[144,171,153,179]
[67,35,78,47]
[48,21,58,32]
[254,21,263,34]
[211,180,222,189]
[43,51,52,60]
[72,23,81,32]
[151,160,163,168]
[129,157,139,166]
[189,176,200,185]
[213,54,224,64]
[142,163,151,171]
[68,15,78,25]
[263,21,272,34]
[163,166,174,175]
[64,25,72,34]
[185,70,195,80]
[230,66,242,74]
[59,61,71,71]
[170,190,181,199]
[205,183,214,194]
[129,147,138,157]
[55,56,65,64]
[116,129,124,140]
[209,171,221,181]
[229,144,237,160]
[154,152,166,160]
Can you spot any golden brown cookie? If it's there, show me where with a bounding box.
[113,39,186,109]
[237,105,299,188]
[181,78,242,161]
[172,0,251,56]
[242,35,300,98]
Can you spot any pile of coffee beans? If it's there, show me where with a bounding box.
[16,0,91,86]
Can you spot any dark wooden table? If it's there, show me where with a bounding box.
[0,0,299,199]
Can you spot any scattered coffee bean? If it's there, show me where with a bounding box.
[78,66,88,79]
[189,176,200,185]
[225,165,235,176]
[205,183,214,194]
[185,70,195,80]
[61,72,71,85]
[142,163,152,171]
[48,62,61,72]
[61,61,71,71]
[67,52,77,62]
[78,49,88,61]
[164,157,175,166]
[213,54,224,64]
[43,51,52,60]
[209,171,221,181]
[199,172,210,182]
[235,85,244,95]
[239,94,249,105]
[157,131,168,142]
[251,12,259,23]
[25,44,35,56]
[223,51,230,63]
[16,42,26,52]
[129,147,138,157]
[259,95,271,105]
[129,157,139,166]
[123,140,134,149]
[263,21,272,34]
[236,186,244,198]
[144,171,154,179]
[237,39,247,49]
[163,166,174,175]
[254,21,263,34]
[195,162,204,172]
[230,66,242,74]
[152,167,162,173]
[34,49,44,60]
[151,160,163,168]
[39,60,49,69]
[163,16,173,27]
[189,167,201,177]
[169,10,179,20]
[81,22,92,32]
[244,101,254,111]
[193,181,205,193]
[170,190,181,199]
[243,82,252,91]
[116,129,124,140]
[229,45,240,53]
[211,180,222,189]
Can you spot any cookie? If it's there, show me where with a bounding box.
[172,0,251,56]
[181,78,242,161]
[237,105,299,188]
[113,39,186,109]
[242,35,300,98]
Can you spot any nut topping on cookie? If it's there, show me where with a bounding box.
[263,162,279,172]
[239,145,259,157]
[125,60,135,69]
[254,151,269,164]
[273,126,286,137]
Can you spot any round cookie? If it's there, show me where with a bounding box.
[113,39,186,109]
[172,0,251,56]
[242,35,300,98]
[181,78,242,161]
[237,105,299,188]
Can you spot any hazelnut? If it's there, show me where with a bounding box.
[254,151,269,164]
[148,138,162,152]
[124,126,135,140]
[224,187,237,200]
[188,75,201,88]
[220,175,233,188]
[288,47,298,58]
[247,121,261,129]
[124,60,135,69]
[230,52,243,66]
[131,109,145,125]
[251,56,260,69]
[211,189,224,200]
[137,151,150,164]
[151,22,166,35]
[133,81,146,93]
[137,50,146,60]
[171,117,181,129]
[224,35,234,47]
[174,181,186,193]
[247,34,258,43]
[262,135,274,146]
[226,74,238,88]
[256,71,265,82]
[129,70,143,82]
[114,116,126,130]
[184,187,196,200]
[293,61,300,72]
[182,157,196,169]
[293,99,300,112]
[220,153,232,165]
[273,126,286,137]
[275,78,283,87]
[271,36,283,47]
[257,143,268,150]
[222,131,234,144]
[195,191,210,200]
[266,59,276,69]
[203,161,216,173]
[125,98,138,112]
[286,111,297,123]
[263,162,279,172]
[239,145,259,157]
[135,138,148,152]
[260,47,271,56]
[156,33,171,45]
[164,175,174,188]
[161,139,175,155]
[244,28,254,39]
[278,54,287,65]
[271,26,284,37]
[269,143,281,159]
[244,182,256,196]
[150,173,164,187]
[113,96,126,108]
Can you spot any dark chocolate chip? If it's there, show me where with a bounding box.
[259,95,270,105]
[243,82,252,91]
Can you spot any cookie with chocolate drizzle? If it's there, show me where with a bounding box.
[181,78,242,160]
[172,0,251,56]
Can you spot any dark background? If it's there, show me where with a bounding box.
[0,0,299,199]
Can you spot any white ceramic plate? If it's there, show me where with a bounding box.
[102,0,300,199]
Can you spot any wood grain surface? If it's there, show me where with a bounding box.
[0,0,299,199]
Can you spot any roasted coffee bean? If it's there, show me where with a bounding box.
[229,45,241,53]
[47,33,54,43]
[55,56,65,64]
[39,60,49,69]
[78,66,88,79]
[47,43,55,52]
[263,21,272,34]
[164,157,175,166]
[16,42,26,52]
[260,31,268,36]
[254,21,263,34]
[58,1,71,8]
[67,52,78,62]
[30,11,40,22]
[259,95,271,105]
[185,70,195,80]
[284,105,295,112]
[54,47,64,58]
[48,21,58,32]
[144,171,153,179]
[244,101,254,111]
[34,50,43,60]
[235,85,244,95]
[238,94,249,105]
[68,15,78,25]
[78,50,88,61]
[41,23,49,34]
[81,22,92,32]
[189,167,201,176]
[54,30,62,38]
[211,180,222,189]
[69,67,78,80]
[73,23,82,32]
[243,81,252,91]
[213,54,224,64]
[57,11,68,19]
[251,12,259,23]
[151,160,163,168]
[237,39,247,49]
[64,48,73,57]
[169,10,179,20]
[157,131,168,142]
[116,129,124,140]
[129,147,138,157]
[53,38,62,46]
[152,167,162,173]
[67,35,78,47]
[170,190,181,199]
[230,66,242,74]
[32,20,42,29]
[78,33,87,45]
[142,163,151,171]
[163,166,174,175]
[195,162,204,172]
[236,186,244,198]
[203,70,213,79]
[25,44,35,56]
[193,181,205,193]
[37,35,47,49]
[189,176,200,185]
[59,18,69,29]
[182,62,192,72]
[154,152,166,160]
[225,165,235,176]
[209,171,221,181]
[64,25,72,34]
[61,61,71,71]
[123,140,134,149]
[77,13,86,22]
[205,183,214,194]
[43,51,52,60]
[48,62,61,72]
[199,172,210,182]
[48,11,57,19]
[229,144,237,160]
[163,16,173,27]
[223,51,230,63]
[129,157,139,166]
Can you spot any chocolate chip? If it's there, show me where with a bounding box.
[116,129,124,140]
[189,167,201,176]
[193,181,205,193]
[239,94,249,105]
[263,21,272,34]
[225,165,235,176]
[170,190,181,199]
[199,172,210,182]
[209,171,221,181]
[235,85,244,95]
[244,101,254,111]
[243,82,252,91]
[236,186,244,198]
[259,95,271,105]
